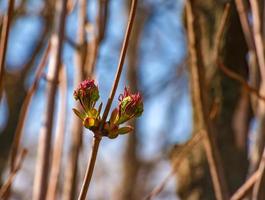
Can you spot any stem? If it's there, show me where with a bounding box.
[78,135,101,200]
[101,0,138,125]
[0,0,15,97]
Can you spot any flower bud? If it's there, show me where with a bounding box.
[73,79,99,112]
[116,87,143,124]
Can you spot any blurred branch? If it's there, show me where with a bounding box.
[185,1,229,199]
[63,0,87,199]
[145,131,204,200]
[10,42,51,172]
[85,0,109,76]
[218,61,265,102]
[32,0,68,199]
[0,0,15,98]
[46,65,67,200]
[0,149,27,199]
[230,171,260,200]
[235,0,255,51]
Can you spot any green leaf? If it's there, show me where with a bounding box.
[117,126,134,135]
[97,102,103,118]
[72,108,86,120]
[110,108,119,124]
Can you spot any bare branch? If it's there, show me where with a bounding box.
[0,0,15,97]
[32,0,68,199]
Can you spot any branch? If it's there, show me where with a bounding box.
[0,149,27,199]
[32,0,68,199]
[46,65,68,200]
[77,0,138,199]
[100,0,138,126]
[145,132,204,200]
[0,0,15,97]
[10,42,51,171]
[185,1,229,199]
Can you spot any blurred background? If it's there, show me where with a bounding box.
[1,0,265,200]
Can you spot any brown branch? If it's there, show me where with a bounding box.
[185,1,229,199]
[10,42,51,172]
[77,135,101,200]
[100,0,138,125]
[230,170,260,200]
[32,0,68,199]
[0,0,15,97]
[46,65,68,200]
[0,149,27,199]
[86,0,109,76]
[63,0,87,199]
[77,0,138,199]
[218,60,265,102]
[249,0,265,82]
[235,0,255,51]
[145,131,204,200]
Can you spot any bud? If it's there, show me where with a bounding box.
[73,79,99,112]
[116,87,143,124]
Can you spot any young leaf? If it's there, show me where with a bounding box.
[117,126,134,135]
[72,108,86,120]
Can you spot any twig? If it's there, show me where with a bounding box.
[32,0,68,199]
[145,131,204,200]
[100,0,138,125]
[185,1,229,199]
[0,0,15,97]
[249,0,265,82]
[10,42,51,171]
[77,0,138,199]
[230,170,260,200]
[77,135,101,200]
[252,148,265,199]
[46,65,68,200]
[213,3,231,61]
[218,60,265,102]
[0,149,27,199]
[235,0,255,51]
[63,0,87,199]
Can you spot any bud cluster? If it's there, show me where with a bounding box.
[73,79,144,139]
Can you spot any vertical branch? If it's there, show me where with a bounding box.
[32,0,68,199]
[46,65,68,200]
[0,0,15,97]
[86,0,109,75]
[101,0,138,124]
[3,42,51,198]
[185,1,229,200]
[77,0,138,199]
[10,43,51,171]
[63,0,87,199]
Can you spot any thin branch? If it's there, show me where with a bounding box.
[10,42,51,171]
[235,0,255,51]
[77,0,138,199]
[230,170,260,200]
[77,135,101,200]
[249,0,265,83]
[252,148,265,199]
[100,0,138,126]
[63,0,87,199]
[145,131,204,200]
[32,0,68,199]
[186,1,229,199]
[0,149,27,199]
[0,0,15,97]
[46,65,68,200]
[218,60,265,102]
